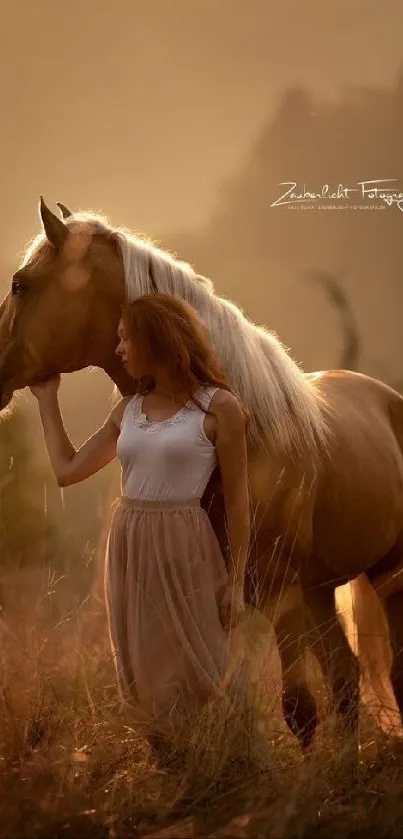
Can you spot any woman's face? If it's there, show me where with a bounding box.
[115,319,148,378]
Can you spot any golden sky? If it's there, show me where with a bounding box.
[1,0,402,257]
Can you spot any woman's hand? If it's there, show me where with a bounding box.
[219,578,245,630]
[29,374,61,401]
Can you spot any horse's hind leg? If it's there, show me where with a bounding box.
[365,537,403,728]
[268,584,318,751]
[303,582,360,745]
[379,585,403,722]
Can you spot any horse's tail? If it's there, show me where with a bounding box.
[345,574,401,732]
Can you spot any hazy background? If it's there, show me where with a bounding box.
[1,0,403,557]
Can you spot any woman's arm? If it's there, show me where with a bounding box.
[213,390,250,587]
[31,377,128,487]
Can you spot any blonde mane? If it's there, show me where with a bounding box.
[24,213,330,455]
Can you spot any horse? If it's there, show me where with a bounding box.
[0,197,401,754]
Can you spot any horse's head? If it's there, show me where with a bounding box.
[0,198,134,410]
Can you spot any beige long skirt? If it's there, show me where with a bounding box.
[104,496,247,743]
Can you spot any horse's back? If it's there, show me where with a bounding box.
[310,369,403,576]
[314,369,403,448]
[311,368,403,407]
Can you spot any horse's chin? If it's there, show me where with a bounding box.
[0,371,58,411]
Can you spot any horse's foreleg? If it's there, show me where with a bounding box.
[202,473,319,749]
[268,585,318,751]
[303,582,360,745]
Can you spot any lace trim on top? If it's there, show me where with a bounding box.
[132,386,206,433]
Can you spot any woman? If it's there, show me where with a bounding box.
[29,293,254,760]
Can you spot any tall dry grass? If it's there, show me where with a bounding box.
[1,562,403,839]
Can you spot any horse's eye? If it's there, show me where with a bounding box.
[11,278,26,296]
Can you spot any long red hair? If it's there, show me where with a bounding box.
[121,293,250,428]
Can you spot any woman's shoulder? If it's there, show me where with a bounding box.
[195,385,242,422]
[109,394,138,430]
[204,386,238,409]
[207,388,246,431]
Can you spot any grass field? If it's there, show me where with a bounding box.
[1,565,403,839]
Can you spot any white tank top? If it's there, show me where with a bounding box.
[116,385,219,501]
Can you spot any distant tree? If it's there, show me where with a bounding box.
[310,270,403,393]
[306,270,361,371]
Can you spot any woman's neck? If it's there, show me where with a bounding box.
[151,374,200,402]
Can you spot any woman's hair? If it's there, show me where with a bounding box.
[121,293,250,429]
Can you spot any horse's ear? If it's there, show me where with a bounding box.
[39,196,68,249]
[56,202,73,220]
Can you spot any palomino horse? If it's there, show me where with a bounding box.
[0,198,401,752]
